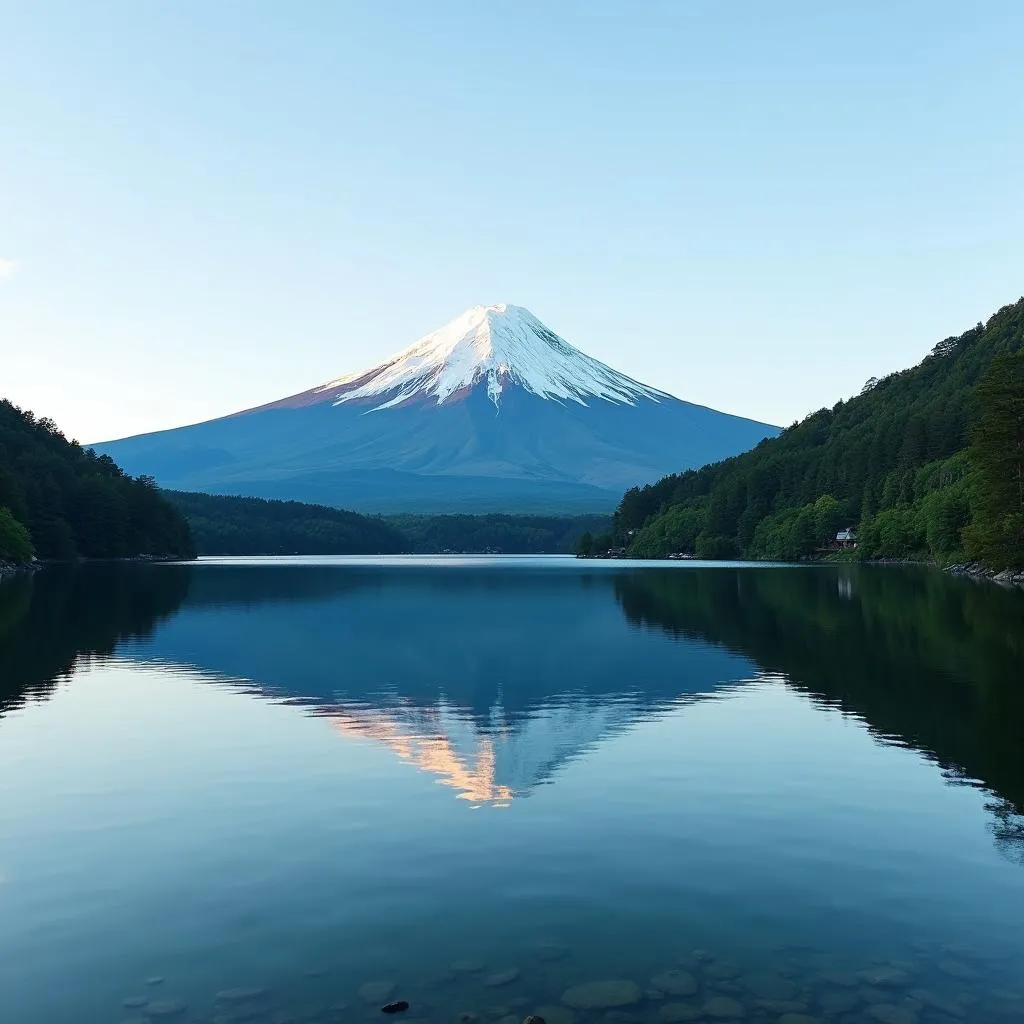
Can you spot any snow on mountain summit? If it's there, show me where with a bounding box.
[319,303,667,411]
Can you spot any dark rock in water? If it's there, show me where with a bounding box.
[123,996,148,1008]
[145,977,165,986]
[382,1001,410,1014]
[523,1017,547,1024]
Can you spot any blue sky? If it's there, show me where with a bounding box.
[2,1,1022,442]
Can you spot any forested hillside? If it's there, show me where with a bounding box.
[389,513,610,554]
[167,492,408,555]
[0,401,195,563]
[615,298,1024,568]
[170,493,607,555]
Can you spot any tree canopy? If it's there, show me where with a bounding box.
[0,401,194,562]
[167,491,408,555]
[613,298,1024,568]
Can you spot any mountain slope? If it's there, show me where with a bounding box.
[95,304,778,514]
[616,297,1024,563]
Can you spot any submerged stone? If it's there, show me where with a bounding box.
[452,959,487,973]
[359,982,397,1004]
[562,981,643,1010]
[741,972,796,1000]
[534,1005,575,1024]
[484,969,521,987]
[703,963,741,980]
[603,1012,643,1024]
[752,999,808,1014]
[657,1001,700,1022]
[866,1004,918,1024]
[216,988,269,1003]
[650,970,698,996]
[122,996,148,1008]
[778,1015,822,1024]
[146,1000,187,1018]
[906,990,964,1017]
[860,969,910,988]
[817,990,859,1014]
[702,995,744,1019]
[532,944,569,962]
[936,960,978,980]
[817,970,859,988]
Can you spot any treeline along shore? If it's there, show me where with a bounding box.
[602,297,1024,575]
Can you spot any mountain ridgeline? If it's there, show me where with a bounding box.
[93,304,779,514]
[614,298,1024,567]
[0,401,194,564]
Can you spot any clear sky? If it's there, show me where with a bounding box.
[2,1,1022,443]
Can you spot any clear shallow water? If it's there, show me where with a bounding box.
[0,557,1023,1024]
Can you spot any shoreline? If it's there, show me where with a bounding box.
[0,560,38,583]
[944,561,1024,588]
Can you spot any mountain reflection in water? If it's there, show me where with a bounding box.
[1,559,1022,831]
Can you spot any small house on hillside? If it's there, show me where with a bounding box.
[836,528,858,549]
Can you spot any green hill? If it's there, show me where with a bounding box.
[166,491,408,555]
[615,298,1024,568]
[0,401,194,563]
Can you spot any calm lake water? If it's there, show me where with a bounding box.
[1,557,1023,1024]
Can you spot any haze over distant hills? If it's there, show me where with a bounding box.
[96,304,779,513]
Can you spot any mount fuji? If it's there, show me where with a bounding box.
[96,304,779,512]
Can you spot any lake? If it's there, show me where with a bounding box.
[1,557,1023,1024]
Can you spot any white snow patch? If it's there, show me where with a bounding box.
[318,304,666,411]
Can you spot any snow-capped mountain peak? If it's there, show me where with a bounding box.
[319,303,666,411]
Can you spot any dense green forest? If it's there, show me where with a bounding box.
[0,401,194,563]
[389,512,610,554]
[614,298,1024,568]
[169,493,609,555]
[167,491,408,555]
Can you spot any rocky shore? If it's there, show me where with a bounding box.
[0,559,36,583]
[945,562,1024,588]
[98,938,1024,1024]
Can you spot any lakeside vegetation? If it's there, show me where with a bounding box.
[167,494,609,556]
[0,401,194,564]
[611,298,1024,569]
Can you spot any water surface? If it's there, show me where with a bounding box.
[0,557,1022,1024]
